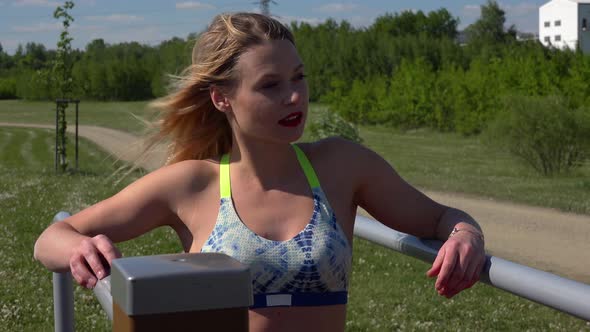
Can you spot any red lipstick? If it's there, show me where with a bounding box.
[278,112,303,127]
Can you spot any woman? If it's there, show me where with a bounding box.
[34,12,485,332]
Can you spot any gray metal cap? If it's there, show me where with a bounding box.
[111,253,252,315]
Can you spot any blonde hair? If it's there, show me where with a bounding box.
[148,12,295,164]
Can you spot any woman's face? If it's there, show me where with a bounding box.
[224,39,309,145]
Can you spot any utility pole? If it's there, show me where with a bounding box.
[256,0,276,16]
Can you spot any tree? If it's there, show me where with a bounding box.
[53,1,75,172]
[465,0,514,45]
[426,9,459,39]
[0,43,8,70]
[23,42,48,70]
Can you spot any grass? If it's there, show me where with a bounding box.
[0,127,181,331]
[0,100,150,134]
[360,126,590,215]
[1,127,589,331]
[1,100,589,215]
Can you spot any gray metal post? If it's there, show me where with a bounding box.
[75,100,79,170]
[52,211,74,332]
[54,102,58,173]
[354,215,590,321]
[110,253,252,331]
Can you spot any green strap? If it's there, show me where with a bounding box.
[220,153,231,198]
[293,144,321,189]
[220,147,319,198]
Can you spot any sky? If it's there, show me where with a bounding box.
[0,0,549,55]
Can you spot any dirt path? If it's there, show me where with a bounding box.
[2,122,589,283]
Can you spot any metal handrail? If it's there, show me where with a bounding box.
[50,212,590,332]
[93,277,112,321]
[353,215,590,321]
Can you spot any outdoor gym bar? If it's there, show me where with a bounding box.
[50,212,590,331]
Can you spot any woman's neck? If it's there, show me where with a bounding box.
[229,137,300,190]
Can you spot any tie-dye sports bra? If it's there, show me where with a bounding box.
[200,144,352,309]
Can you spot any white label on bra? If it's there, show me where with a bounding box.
[266,294,292,306]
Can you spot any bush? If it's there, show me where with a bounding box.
[0,77,17,99]
[308,108,363,143]
[486,96,590,175]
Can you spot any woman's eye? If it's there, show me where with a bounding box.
[295,73,307,81]
[261,82,279,89]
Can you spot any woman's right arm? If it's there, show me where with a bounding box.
[34,161,204,288]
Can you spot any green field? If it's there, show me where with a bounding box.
[0,127,588,330]
[1,100,589,215]
[0,100,150,134]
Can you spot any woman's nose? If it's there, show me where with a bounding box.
[284,88,300,105]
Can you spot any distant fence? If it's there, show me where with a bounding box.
[50,212,590,331]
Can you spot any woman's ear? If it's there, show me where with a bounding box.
[210,86,231,113]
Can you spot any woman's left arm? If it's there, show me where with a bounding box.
[341,139,486,298]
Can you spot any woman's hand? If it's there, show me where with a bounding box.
[426,231,486,298]
[69,234,122,289]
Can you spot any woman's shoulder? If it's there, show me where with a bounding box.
[165,158,220,175]
[296,137,375,186]
[298,137,369,165]
[140,158,221,193]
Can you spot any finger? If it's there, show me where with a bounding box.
[445,257,467,293]
[69,259,85,286]
[82,244,107,282]
[443,285,463,299]
[451,254,486,296]
[447,256,476,294]
[427,247,446,278]
[436,249,457,291]
[446,278,472,298]
[94,237,121,277]
[70,256,96,288]
[441,275,471,298]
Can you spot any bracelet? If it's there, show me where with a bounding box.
[448,227,484,242]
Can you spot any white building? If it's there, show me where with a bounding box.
[539,0,590,53]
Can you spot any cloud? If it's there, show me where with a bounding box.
[316,3,359,13]
[462,4,481,18]
[175,2,215,10]
[85,14,144,23]
[349,15,374,28]
[73,24,103,32]
[501,2,539,32]
[501,2,538,17]
[12,0,59,7]
[1,39,18,52]
[12,22,61,32]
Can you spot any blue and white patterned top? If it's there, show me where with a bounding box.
[200,145,352,308]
